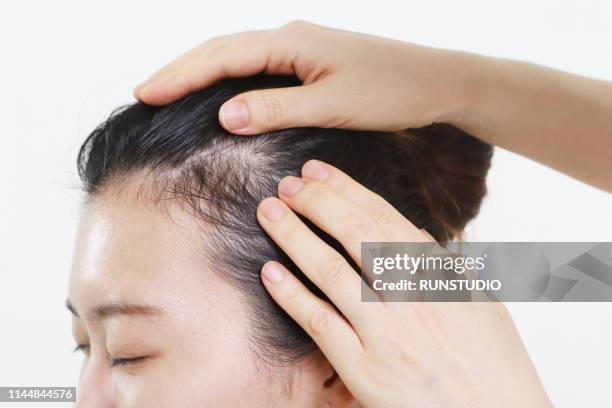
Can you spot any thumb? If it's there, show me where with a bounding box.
[219,83,335,134]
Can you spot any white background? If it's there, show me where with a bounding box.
[1,1,611,407]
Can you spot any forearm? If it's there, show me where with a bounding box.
[133,22,612,193]
[446,52,612,192]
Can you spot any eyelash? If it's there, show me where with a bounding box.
[111,356,147,367]
[73,344,90,355]
[73,344,147,367]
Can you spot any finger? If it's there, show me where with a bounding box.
[133,44,209,98]
[134,29,270,98]
[277,176,392,267]
[260,261,364,376]
[300,160,432,242]
[137,32,275,105]
[420,228,436,242]
[256,197,384,329]
[137,38,274,105]
[138,27,312,106]
[217,81,337,134]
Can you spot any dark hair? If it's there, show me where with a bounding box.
[77,74,492,364]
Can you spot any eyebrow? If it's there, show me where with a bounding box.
[65,299,164,320]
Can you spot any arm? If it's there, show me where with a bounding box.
[453,55,612,191]
[134,20,612,192]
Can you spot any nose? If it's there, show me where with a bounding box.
[75,356,115,408]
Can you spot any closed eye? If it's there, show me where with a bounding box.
[73,344,147,368]
[111,356,148,367]
[73,344,90,356]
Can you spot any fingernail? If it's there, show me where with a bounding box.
[259,198,286,222]
[220,100,250,130]
[302,160,330,181]
[262,262,285,284]
[278,176,304,197]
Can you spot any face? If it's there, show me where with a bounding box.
[68,187,331,407]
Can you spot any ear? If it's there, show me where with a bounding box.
[302,350,355,408]
[321,367,356,408]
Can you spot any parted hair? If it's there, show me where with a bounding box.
[77,74,493,364]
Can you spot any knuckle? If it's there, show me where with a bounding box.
[279,221,300,243]
[282,280,302,303]
[258,92,285,125]
[396,345,418,368]
[367,200,395,229]
[179,71,197,93]
[342,211,377,241]
[296,181,327,209]
[318,255,346,287]
[332,179,349,196]
[310,304,333,333]
[281,20,312,32]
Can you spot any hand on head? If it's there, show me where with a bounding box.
[133,20,469,135]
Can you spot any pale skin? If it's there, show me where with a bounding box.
[134,20,612,192]
[68,184,352,407]
[257,160,554,408]
[104,19,612,406]
[69,162,552,407]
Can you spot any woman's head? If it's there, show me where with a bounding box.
[68,74,492,406]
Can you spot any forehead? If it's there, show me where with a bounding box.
[68,189,221,318]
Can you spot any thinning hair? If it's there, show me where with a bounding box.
[78,73,493,364]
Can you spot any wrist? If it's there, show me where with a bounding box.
[432,49,504,129]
